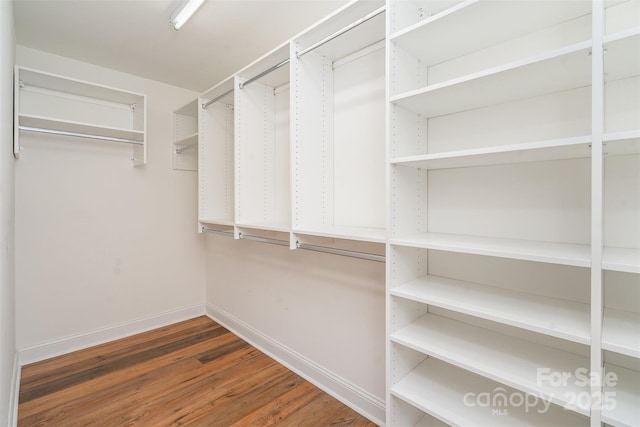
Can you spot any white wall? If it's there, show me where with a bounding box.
[14,46,205,361]
[205,235,385,423]
[0,1,16,424]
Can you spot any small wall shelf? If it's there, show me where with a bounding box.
[172,99,198,171]
[15,66,146,165]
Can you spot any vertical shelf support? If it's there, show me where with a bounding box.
[590,2,605,426]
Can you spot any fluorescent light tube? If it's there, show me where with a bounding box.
[170,0,206,30]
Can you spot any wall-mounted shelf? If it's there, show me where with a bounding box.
[391,313,591,415]
[391,274,590,344]
[390,356,588,426]
[15,66,146,166]
[172,99,198,171]
[602,363,640,427]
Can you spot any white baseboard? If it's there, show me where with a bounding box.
[9,351,20,427]
[206,303,385,426]
[18,304,205,366]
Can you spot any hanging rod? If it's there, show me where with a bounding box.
[19,126,144,145]
[202,227,234,237]
[296,5,386,58]
[238,58,290,90]
[202,88,234,109]
[296,242,385,263]
[175,143,198,154]
[239,232,289,247]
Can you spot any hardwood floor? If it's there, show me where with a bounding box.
[18,316,378,426]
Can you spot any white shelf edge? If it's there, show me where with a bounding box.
[602,363,640,427]
[391,358,589,427]
[390,314,591,415]
[292,225,386,243]
[199,218,235,227]
[388,0,476,42]
[235,222,291,233]
[602,247,640,274]
[604,129,640,143]
[603,26,640,44]
[391,275,591,345]
[390,233,592,268]
[602,307,640,359]
[390,135,592,170]
[390,40,592,105]
[174,132,199,146]
[19,113,144,142]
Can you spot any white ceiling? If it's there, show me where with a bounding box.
[13,0,348,92]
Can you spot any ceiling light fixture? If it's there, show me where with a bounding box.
[170,0,206,30]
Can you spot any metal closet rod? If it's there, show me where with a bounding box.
[176,143,198,154]
[297,242,385,263]
[202,227,234,237]
[238,58,290,90]
[202,88,234,109]
[238,5,384,91]
[19,126,144,145]
[296,5,385,58]
[239,232,290,247]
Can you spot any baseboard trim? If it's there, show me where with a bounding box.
[205,303,385,426]
[18,304,205,365]
[9,351,20,427]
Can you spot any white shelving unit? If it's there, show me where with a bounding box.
[291,0,386,244]
[14,66,146,166]
[601,4,640,426]
[234,42,291,234]
[198,78,235,231]
[172,99,198,171]
[387,0,639,425]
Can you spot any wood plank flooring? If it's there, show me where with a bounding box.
[18,316,378,426]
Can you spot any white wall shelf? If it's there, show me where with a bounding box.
[390,42,592,119]
[391,136,592,170]
[389,0,591,70]
[391,274,590,344]
[15,66,146,165]
[602,308,640,359]
[390,313,591,415]
[602,247,640,274]
[602,363,640,427]
[172,99,198,171]
[390,356,588,427]
[390,233,592,268]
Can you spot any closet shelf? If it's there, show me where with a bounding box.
[389,0,591,69]
[390,42,592,119]
[174,132,198,147]
[391,357,588,427]
[391,314,591,415]
[602,308,640,358]
[293,225,386,243]
[235,221,290,233]
[19,114,144,143]
[391,275,590,344]
[604,30,640,83]
[602,247,640,274]
[390,233,591,267]
[604,130,640,156]
[390,136,592,170]
[199,218,235,227]
[602,363,640,427]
